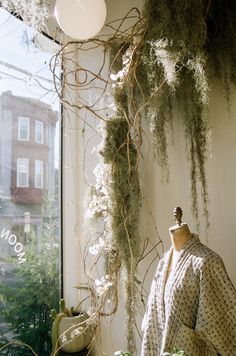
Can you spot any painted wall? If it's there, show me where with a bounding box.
[62,0,236,355]
[144,79,236,284]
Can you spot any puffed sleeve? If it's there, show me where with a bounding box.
[195,254,236,354]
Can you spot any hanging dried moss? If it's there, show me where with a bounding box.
[101,118,141,265]
[109,0,236,229]
[180,71,209,227]
[101,117,141,354]
[140,0,210,226]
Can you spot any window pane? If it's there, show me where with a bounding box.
[35,159,43,188]
[0,8,61,356]
[18,117,29,141]
[17,158,29,187]
[35,120,43,144]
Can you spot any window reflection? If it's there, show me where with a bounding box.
[0,8,61,356]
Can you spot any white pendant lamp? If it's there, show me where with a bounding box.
[54,0,107,40]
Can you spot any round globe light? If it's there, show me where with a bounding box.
[54,0,107,40]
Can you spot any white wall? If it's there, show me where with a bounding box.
[141,79,236,284]
[62,1,236,355]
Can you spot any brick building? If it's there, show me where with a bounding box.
[0,91,58,257]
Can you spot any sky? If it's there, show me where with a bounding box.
[0,8,61,167]
[0,8,61,111]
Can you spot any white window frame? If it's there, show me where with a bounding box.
[35,120,44,144]
[63,111,80,306]
[17,158,29,188]
[18,117,29,141]
[35,160,43,189]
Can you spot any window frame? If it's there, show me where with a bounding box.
[17,158,29,188]
[18,116,30,141]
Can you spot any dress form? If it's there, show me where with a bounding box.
[166,207,192,280]
[141,206,236,356]
[169,207,192,251]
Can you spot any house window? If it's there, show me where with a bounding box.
[17,158,29,187]
[35,160,43,188]
[18,117,29,141]
[35,120,44,144]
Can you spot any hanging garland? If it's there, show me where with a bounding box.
[85,118,142,354]
[101,118,141,267]
[101,118,141,353]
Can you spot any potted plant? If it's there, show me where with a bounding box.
[50,299,94,355]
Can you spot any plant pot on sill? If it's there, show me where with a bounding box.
[51,300,94,355]
[58,313,93,353]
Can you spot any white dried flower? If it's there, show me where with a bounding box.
[95,275,113,296]
[110,46,133,86]
[86,161,112,219]
[89,238,105,256]
[110,73,118,81]
[150,39,179,89]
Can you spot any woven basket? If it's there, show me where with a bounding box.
[58,314,93,353]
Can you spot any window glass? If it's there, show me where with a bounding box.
[17,158,29,187]
[35,120,44,143]
[18,116,29,140]
[35,159,43,188]
[0,8,61,356]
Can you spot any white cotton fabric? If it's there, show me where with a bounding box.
[164,249,181,313]
[141,235,236,356]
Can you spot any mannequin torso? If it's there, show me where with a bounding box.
[169,223,192,251]
[166,223,192,280]
[141,207,236,356]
